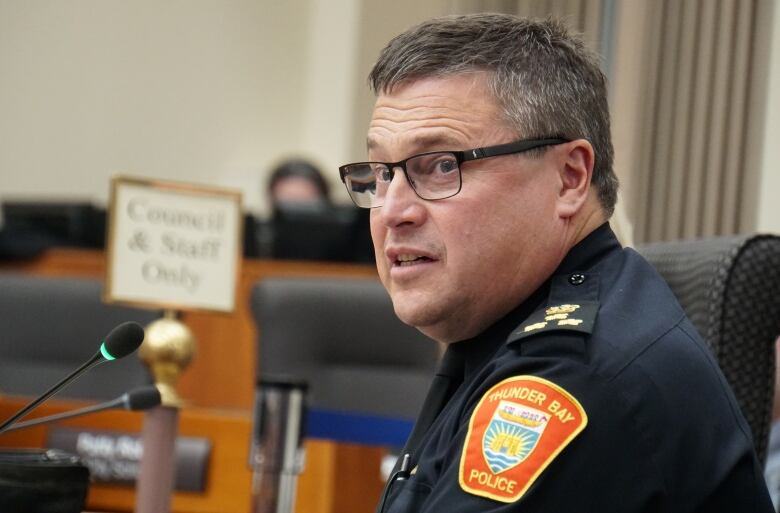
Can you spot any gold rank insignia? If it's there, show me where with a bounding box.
[523,322,547,333]
[545,304,580,316]
[507,301,599,344]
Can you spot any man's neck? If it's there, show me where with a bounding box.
[567,200,608,250]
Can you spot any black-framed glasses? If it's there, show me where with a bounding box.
[338,137,569,209]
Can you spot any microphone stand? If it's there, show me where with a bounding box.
[3,397,125,433]
[0,352,104,434]
[0,321,143,434]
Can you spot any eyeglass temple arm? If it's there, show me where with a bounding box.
[461,138,570,162]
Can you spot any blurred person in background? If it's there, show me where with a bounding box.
[267,158,330,209]
[260,158,372,262]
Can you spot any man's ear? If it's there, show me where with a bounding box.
[556,139,595,218]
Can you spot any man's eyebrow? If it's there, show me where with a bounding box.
[366,133,466,157]
[413,133,465,151]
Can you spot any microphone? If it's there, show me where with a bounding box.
[100,321,146,360]
[0,321,146,434]
[3,385,162,432]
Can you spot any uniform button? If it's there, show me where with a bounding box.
[569,273,586,285]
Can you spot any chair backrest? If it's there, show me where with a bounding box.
[250,277,439,420]
[637,234,780,463]
[0,273,159,401]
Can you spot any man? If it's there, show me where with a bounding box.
[338,14,773,513]
[764,337,780,508]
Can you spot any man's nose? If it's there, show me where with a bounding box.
[379,167,425,227]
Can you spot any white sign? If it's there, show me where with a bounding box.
[106,176,242,313]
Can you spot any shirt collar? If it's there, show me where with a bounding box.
[557,222,621,274]
[449,222,621,383]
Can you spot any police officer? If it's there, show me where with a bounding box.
[337,13,773,513]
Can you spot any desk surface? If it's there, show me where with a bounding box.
[0,397,386,513]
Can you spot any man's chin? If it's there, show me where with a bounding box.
[391,295,449,333]
[393,297,433,324]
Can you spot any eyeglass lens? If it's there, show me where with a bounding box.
[344,152,461,207]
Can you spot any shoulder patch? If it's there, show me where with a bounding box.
[507,301,599,344]
[458,376,587,503]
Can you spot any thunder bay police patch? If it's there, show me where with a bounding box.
[483,401,548,473]
[459,376,587,503]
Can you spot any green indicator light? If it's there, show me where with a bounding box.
[100,343,116,361]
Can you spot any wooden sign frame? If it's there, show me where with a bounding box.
[105,176,243,313]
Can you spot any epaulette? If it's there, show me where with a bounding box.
[507,300,599,344]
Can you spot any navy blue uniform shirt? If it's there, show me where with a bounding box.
[378,223,773,513]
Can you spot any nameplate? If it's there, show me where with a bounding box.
[46,427,211,492]
[105,176,243,313]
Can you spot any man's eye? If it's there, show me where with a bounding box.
[434,158,458,174]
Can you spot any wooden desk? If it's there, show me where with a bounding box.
[0,397,385,513]
[0,250,387,512]
[0,249,377,409]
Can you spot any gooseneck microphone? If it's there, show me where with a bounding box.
[0,321,146,434]
[100,322,146,360]
[3,385,162,432]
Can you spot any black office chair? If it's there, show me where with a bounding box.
[250,277,439,425]
[0,273,158,401]
[637,234,780,464]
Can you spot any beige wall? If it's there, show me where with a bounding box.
[1,0,778,233]
[0,0,315,214]
[756,0,780,234]
[0,0,454,214]
[298,0,360,206]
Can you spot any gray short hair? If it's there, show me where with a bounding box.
[369,13,618,216]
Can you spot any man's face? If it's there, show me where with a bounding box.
[368,73,568,343]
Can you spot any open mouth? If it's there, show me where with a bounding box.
[395,254,435,267]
